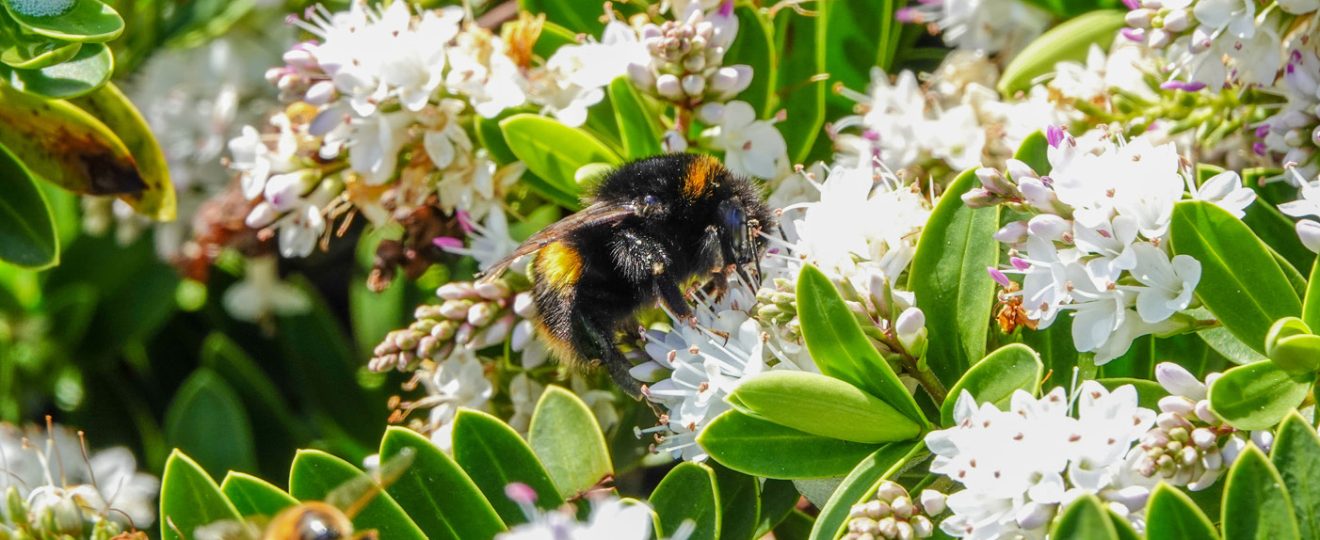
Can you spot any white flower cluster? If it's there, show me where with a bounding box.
[928,382,1156,538]
[1123,0,1316,91]
[896,0,1051,57]
[497,483,657,540]
[1263,46,1320,184]
[972,129,1255,363]
[1135,362,1273,490]
[0,423,160,530]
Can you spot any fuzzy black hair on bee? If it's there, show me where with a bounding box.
[480,153,775,398]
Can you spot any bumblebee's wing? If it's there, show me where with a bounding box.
[477,201,638,280]
[326,449,416,518]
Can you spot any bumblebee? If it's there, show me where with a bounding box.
[481,154,775,397]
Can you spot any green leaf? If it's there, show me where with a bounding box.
[823,0,895,116]
[163,368,257,479]
[0,142,56,268]
[1170,201,1302,355]
[1304,256,1320,331]
[0,32,81,70]
[2,0,123,42]
[379,427,506,540]
[288,449,427,540]
[452,409,564,526]
[1145,483,1219,540]
[158,0,255,48]
[1198,324,1268,365]
[1222,445,1300,540]
[1014,130,1051,173]
[1208,357,1312,430]
[1270,412,1320,539]
[650,462,721,540]
[911,168,1001,384]
[1022,317,1081,380]
[1264,317,1311,357]
[0,81,145,197]
[70,81,175,220]
[728,371,921,443]
[712,465,760,540]
[1050,494,1119,540]
[774,5,826,163]
[724,3,775,117]
[220,472,297,518]
[699,409,882,479]
[475,114,518,166]
[941,343,1043,425]
[2,41,111,98]
[200,333,309,450]
[755,480,800,538]
[499,113,620,209]
[607,76,662,158]
[528,386,613,499]
[159,450,243,540]
[808,442,924,540]
[796,264,925,425]
[517,0,602,35]
[997,10,1125,96]
[1269,334,1320,375]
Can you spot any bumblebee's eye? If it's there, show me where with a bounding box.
[643,194,659,206]
[296,509,349,540]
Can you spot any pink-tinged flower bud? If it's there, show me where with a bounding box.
[513,292,536,318]
[919,490,946,515]
[282,48,318,70]
[1017,178,1058,213]
[1015,501,1053,530]
[474,280,511,300]
[910,515,934,538]
[683,53,706,72]
[1005,159,1039,182]
[710,65,752,99]
[960,188,998,208]
[1194,400,1219,424]
[431,320,457,340]
[475,314,516,347]
[627,62,655,89]
[439,299,473,320]
[656,74,684,100]
[1297,219,1320,253]
[1192,427,1217,449]
[1046,124,1067,147]
[467,301,498,326]
[895,520,915,540]
[697,102,724,124]
[876,517,898,538]
[1155,362,1206,399]
[264,171,316,212]
[512,319,534,350]
[1201,448,1223,472]
[437,282,477,300]
[245,202,278,228]
[1027,214,1070,240]
[1125,8,1155,28]
[890,496,914,519]
[1162,9,1191,32]
[1251,430,1274,452]
[1158,395,1195,415]
[895,308,925,339]
[265,67,286,84]
[662,130,688,153]
[1121,27,1147,43]
[1110,486,1150,512]
[875,481,906,502]
[305,81,337,105]
[975,167,1016,196]
[681,74,706,97]
[994,221,1028,244]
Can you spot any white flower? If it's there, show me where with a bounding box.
[446,29,529,118]
[1188,171,1255,218]
[438,206,521,273]
[929,383,1155,538]
[497,486,654,540]
[508,373,545,434]
[897,0,1050,56]
[707,101,788,180]
[1128,244,1200,324]
[222,256,311,323]
[420,351,494,451]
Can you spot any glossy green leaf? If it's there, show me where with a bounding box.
[1264,317,1311,356]
[729,371,921,443]
[2,41,111,98]
[941,344,1043,425]
[531,21,576,61]
[164,368,257,479]
[1022,317,1081,380]
[200,333,305,439]
[1019,0,1125,16]
[528,385,613,499]
[220,472,297,518]
[756,480,800,538]
[1208,356,1312,430]
[517,0,601,35]
[650,462,720,540]
[1170,201,1302,355]
[71,81,175,220]
[379,426,505,540]
[3,0,123,42]
[796,264,926,425]
[1050,494,1119,540]
[713,465,760,540]
[1145,483,1219,540]
[1222,445,1300,539]
[699,409,882,479]
[1270,412,1320,539]
[608,76,662,158]
[452,409,564,526]
[1014,130,1051,174]
[0,33,80,70]
[1269,333,1320,375]
[774,5,826,163]
[1243,193,1313,275]
[500,113,620,209]
[0,142,56,268]
[911,168,1001,384]
[475,114,518,166]
[1304,256,1320,331]
[1198,324,1268,365]
[997,10,1125,96]
[288,449,427,540]
[160,450,243,540]
[724,3,775,117]
[823,0,895,116]
[808,442,924,540]
[0,81,145,197]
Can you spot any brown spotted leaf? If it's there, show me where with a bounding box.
[72,82,175,220]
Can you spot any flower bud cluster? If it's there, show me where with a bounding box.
[628,3,752,109]
[369,276,528,372]
[842,482,941,540]
[753,278,799,337]
[1134,362,1273,490]
[1121,0,1195,51]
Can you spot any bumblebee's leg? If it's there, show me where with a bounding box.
[609,229,694,322]
[572,311,644,399]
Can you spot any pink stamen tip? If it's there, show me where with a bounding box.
[988,267,1012,288]
[1010,257,1030,271]
[433,236,464,250]
[505,483,538,505]
[1045,125,1066,148]
[456,210,475,234]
